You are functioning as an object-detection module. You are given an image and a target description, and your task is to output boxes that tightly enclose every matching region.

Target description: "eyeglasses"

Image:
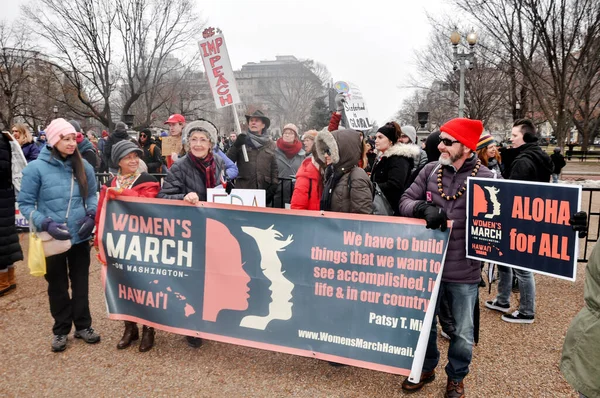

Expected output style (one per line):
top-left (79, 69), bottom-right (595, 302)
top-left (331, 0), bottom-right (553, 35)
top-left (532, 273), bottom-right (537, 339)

top-left (439, 137), bottom-right (460, 146)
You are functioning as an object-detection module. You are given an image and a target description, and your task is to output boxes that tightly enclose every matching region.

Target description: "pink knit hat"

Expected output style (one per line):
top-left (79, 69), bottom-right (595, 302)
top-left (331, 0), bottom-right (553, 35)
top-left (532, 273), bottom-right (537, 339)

top-left (46, 118), bottom-right (76, 147)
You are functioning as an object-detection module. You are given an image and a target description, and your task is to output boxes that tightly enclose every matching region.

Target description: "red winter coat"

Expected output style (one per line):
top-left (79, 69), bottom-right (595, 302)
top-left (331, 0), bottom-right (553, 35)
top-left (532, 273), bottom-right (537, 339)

top-left (290, 157), bottom-right (322, 211)
top-left (94, 173), bottom-right (160, 248)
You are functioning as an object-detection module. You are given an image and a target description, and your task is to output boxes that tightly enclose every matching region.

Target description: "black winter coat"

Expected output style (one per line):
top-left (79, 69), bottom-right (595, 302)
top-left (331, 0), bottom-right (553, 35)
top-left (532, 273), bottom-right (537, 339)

top-left (158, 154), bottom-right (225, 201)
top-left (140, 139), bottom-right (163, 173)
top-left (370, 144), bottom-right (419, 215)
top-left (550, 152), bottom-right (566, 174)
top-left (0, 134), bottom-right (23, 268)
top-left (103, 130), bottom-right (131, 172)
top-left (508, 143), bottom-right (554, 182)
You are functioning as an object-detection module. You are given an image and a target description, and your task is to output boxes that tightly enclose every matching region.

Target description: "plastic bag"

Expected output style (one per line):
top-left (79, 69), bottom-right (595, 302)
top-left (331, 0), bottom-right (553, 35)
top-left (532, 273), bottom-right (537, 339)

top-left (28, 231), bottom-right (46, 277)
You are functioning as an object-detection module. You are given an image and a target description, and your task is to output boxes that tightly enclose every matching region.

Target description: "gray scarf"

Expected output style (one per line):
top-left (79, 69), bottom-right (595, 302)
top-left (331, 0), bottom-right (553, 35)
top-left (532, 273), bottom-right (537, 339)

top-left (246, 130), bottom-right (271, 149)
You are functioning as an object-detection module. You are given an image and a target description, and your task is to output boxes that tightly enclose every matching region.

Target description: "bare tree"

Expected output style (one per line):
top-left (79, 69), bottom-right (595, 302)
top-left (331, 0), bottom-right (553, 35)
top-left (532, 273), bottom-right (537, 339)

top-left (452, 0), bottom-right (600, 148)
top-left (0, 22), bottom-right (38, 129)
top-left (25, 0), bottom-right (204, 129)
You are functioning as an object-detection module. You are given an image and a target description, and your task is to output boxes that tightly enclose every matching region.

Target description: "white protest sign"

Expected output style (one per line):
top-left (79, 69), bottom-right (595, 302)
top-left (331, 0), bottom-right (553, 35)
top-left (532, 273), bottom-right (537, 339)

top-left (207, 188), bottom-right (266, 207)
top-left (334, 81), bottom-right (372, 131)
top-left (198, 32), bottom-right (241, 109)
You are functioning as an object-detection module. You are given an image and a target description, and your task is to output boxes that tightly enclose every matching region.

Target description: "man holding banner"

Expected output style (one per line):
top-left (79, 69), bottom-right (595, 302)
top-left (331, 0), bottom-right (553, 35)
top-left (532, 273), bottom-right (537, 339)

top-left (399, 118), bottom-right (496, 398)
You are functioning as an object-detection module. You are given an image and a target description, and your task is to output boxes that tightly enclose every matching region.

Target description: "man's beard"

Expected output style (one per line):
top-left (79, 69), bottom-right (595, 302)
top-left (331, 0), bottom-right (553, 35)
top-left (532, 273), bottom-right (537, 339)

top-left (438, 147), bottom-right (463, 166)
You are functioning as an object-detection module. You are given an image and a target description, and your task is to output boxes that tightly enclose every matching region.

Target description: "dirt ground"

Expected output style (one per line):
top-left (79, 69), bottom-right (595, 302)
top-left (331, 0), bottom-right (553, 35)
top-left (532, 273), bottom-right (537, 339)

top-left (2, 166), bottom-right (598, 397)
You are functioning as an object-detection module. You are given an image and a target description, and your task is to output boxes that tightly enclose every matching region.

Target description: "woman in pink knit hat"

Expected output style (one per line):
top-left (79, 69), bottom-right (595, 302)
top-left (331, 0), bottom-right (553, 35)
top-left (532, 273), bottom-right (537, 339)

top-left (18, 118), bottom-right (100, 353)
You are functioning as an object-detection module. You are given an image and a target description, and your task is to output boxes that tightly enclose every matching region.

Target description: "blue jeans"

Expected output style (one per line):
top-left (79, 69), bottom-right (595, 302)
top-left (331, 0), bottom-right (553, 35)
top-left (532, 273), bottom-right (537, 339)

top-left (496, 266), bottom-right (536, 317)
top-left (551, 173), bottom-right (559, 183)
top-left (423, 282), bottom-right (479, 382)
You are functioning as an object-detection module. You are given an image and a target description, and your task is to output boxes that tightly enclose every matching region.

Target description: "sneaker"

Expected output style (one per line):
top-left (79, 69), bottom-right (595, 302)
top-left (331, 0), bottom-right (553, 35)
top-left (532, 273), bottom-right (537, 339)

top-left (52, 334), bottom-right (68, 352)
top-left (74, 327), bottom-right (101, 344)
top-left (401, 370), bottom-right (435, 393)
top-left (186, 336), bottom-right (203, 348)
top-left (501, 310), bottom-right (534, 324)
top-left (485, 299), bottom-right (510, 313)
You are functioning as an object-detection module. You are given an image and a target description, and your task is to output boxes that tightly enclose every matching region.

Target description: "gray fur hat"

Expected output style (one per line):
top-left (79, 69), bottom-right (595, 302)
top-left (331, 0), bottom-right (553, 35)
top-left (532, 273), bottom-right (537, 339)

top-left (183, 119), bottom-right (218, 146)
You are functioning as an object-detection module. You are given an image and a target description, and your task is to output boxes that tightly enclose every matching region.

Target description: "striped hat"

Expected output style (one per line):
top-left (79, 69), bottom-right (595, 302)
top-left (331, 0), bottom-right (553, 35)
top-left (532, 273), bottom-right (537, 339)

top-left (476, 133), bottom-right (495, 150)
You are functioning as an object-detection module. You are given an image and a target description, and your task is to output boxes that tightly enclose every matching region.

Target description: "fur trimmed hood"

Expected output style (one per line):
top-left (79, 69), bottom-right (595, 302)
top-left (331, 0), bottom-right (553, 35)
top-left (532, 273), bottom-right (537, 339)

top-left (381, 143), bottom-right (421, 160)
top-left (315, 129), bottom-right (363, 171)
top-left (315, 129), bottom-right (340, 165)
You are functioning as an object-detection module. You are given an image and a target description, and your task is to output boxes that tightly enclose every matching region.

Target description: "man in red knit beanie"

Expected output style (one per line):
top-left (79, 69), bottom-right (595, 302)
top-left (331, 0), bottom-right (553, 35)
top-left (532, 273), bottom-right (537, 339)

top-left (399, 117), bottom-right (495, 398)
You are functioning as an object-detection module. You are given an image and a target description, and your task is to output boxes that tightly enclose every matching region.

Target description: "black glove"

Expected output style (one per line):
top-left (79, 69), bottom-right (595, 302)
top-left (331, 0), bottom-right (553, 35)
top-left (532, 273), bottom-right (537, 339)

top-left (225, 179), bottom-right (234, 195)
top-left (234, 134), bottom-right (247, 148)
top-left (77, 210), bottom-right (96, 239)
top-left (414, 201), bottom-right (448, 232)
top-left (42, 217), bottom-right (72, 240)
top-left (569, 211), bottom-right (588, 238)
top-left (334, 93), bottom-right (346, 112)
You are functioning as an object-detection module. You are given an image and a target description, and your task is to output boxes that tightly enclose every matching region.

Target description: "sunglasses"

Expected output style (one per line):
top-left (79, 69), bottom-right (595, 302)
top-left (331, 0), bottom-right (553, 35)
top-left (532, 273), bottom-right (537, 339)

top-left (439, 137), bottom-right (460, 146)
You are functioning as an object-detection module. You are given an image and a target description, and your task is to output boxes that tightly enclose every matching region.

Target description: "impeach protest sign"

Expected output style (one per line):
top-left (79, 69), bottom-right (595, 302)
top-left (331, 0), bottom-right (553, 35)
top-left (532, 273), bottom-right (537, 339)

top-left (466, 177), bottom-right (581, 281)
top-left (198, 32), bottom-right (241, 109)
top-left (97, 197), bottom-right (451, 377)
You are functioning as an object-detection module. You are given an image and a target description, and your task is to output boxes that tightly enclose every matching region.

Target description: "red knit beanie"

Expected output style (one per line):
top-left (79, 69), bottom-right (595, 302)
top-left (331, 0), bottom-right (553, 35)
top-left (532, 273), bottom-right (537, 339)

top-left (440, 118), bottom-right (483, 151)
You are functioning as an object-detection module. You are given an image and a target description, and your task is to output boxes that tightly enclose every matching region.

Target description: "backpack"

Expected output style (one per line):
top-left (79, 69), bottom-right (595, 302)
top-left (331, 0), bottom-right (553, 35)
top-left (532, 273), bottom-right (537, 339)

top-left (84, 148), bottom-right (102, 171)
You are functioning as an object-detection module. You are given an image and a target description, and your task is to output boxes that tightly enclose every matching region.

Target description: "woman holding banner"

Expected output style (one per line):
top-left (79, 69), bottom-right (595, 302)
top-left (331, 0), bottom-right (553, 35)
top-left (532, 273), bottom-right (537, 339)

top-left (95, 140), bottom-right (161, 352)
top-left (18, 118), bottom-right (99, 353)
top-left (158, 120), bottom-right (227, 348)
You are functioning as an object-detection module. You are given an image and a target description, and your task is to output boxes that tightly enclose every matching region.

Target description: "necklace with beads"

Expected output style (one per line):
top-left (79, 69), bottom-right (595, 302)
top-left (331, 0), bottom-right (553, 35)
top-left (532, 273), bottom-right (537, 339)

top-left (437, 159), bottom-right (481, 201)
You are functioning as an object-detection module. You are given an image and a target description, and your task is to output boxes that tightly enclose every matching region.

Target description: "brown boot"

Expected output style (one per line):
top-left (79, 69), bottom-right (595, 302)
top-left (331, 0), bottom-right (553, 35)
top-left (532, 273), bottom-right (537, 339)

top-left (8, 267), bottom-right (16, 290)
top-left (0, 272), bottom-right (13, 297)
top-left (139, 326), bottom-right (155, 352)
top-left (444, 379), bottom-right (465, 398)
top-left (117, 321), bottom-right (139, 349)
top-left (401, 370), bottom-right (435, 393)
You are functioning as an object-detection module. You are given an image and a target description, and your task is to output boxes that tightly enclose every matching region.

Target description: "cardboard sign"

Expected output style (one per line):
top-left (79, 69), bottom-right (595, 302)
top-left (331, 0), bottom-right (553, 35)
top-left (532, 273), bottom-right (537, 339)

top-left (466, 177), bottom-right (581, 281)
top-left (198, 33), bottom-right (241, 109)
top-left (335, 81), bottom-right (372, 131)
top-left (161, 136), bottom-right (183, 156)
top-left (207, 188), bottom-right (266, 207)
top-left (98, 197), bottom-right (451, 378)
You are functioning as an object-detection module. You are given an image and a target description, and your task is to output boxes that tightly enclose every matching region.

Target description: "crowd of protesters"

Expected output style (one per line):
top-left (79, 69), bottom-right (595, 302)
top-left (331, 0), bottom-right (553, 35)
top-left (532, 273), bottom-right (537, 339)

top-left (0, 100), bottom-right (595, 398)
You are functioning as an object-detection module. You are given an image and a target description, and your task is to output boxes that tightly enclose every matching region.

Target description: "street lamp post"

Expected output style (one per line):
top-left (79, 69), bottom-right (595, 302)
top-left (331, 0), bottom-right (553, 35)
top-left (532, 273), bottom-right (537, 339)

top-left (450, 30), bottom-right (477, 118)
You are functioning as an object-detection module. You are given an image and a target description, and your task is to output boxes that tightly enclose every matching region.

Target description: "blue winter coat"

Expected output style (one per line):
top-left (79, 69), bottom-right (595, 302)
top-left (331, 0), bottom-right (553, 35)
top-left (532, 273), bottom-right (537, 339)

top-left (213, 145), bottom-right (238, 180)
top-left (18, 146), bottom-right (98, 245)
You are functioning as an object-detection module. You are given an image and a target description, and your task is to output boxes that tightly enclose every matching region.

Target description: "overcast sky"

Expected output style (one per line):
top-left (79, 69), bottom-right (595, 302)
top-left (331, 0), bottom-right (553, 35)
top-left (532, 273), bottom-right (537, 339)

top-left (5, 0), bottom-right (448, 124)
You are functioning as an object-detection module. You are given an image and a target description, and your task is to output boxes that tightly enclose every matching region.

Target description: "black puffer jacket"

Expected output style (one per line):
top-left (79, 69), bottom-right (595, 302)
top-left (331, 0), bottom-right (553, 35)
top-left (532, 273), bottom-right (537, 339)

top-left (508, 143), bottom-right (554, 182)
top-left (103, 130), bottom-right (131, 172)
top-left (158, 154), bottom-right (225, 201)
top-left (370, 143), bottom-right (419, 215)
top-left (0, 134), bottom-right (23, 268)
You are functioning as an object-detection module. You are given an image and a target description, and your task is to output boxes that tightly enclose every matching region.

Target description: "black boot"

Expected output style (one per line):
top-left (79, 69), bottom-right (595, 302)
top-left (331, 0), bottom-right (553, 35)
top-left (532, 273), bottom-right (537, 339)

top-left (117, 321), bottom-right (139, 349)
top-left (139, 326), bottom-right (155, 352)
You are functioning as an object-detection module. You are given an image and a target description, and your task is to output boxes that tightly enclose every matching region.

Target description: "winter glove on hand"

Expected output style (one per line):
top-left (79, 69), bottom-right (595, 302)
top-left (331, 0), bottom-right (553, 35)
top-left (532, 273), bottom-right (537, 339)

top-left (569, 211), bottom-right (588, 238)
top-left (225, 179), bottom-right (234, 195)
top-left (77, 210), bottom-right (96, 239)
top-left (234, 134), bottom-right (247, 148)
top-left (414, 201), bottom-right (448, 232)
top-left (42, 217), bottom-right (72, 240)
top-left (106, 187), bottom-right (124, 200)
top-left (335, 93), bottom-right (346, 112)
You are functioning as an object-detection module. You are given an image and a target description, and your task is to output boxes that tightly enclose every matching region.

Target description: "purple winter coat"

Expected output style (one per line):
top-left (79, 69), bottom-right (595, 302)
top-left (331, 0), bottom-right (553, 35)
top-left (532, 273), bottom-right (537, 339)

top-left (399, 154), bottom-right (497, 284)
top-left (21, 141), bottom-right (40, 163)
